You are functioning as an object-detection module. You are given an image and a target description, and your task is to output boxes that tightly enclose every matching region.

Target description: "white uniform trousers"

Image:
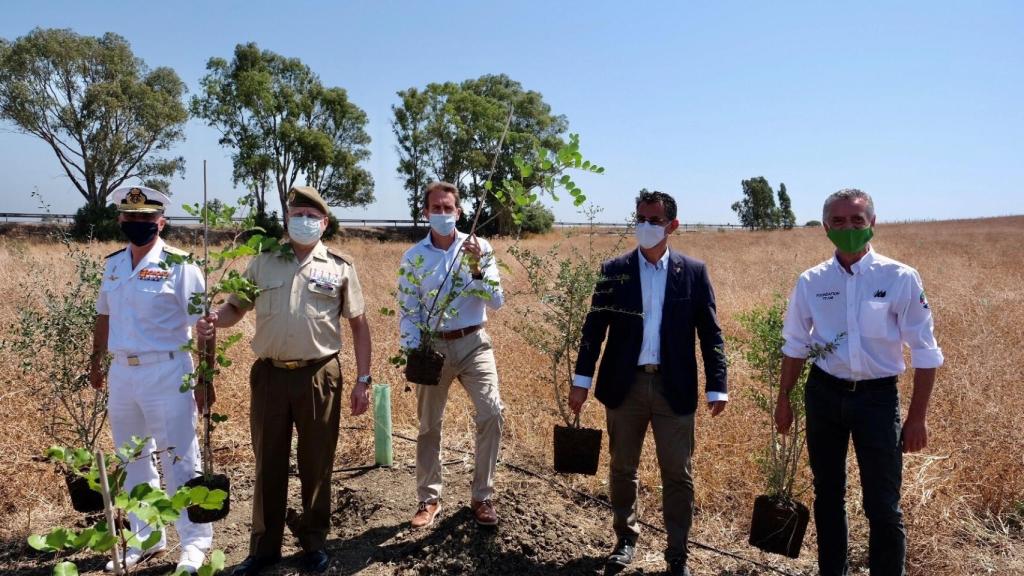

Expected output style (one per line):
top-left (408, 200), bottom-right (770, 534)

top-left (107, 352), bottom-right (213, 550)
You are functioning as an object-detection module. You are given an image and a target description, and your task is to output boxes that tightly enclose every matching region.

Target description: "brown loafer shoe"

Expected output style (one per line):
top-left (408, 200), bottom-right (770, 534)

top-left (471, 499), bottom-right (498, 526)
top-left (410, 501), bottom-right (441, 528)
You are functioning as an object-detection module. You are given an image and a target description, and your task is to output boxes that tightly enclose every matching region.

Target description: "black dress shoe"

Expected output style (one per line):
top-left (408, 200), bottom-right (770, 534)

top-left (232, 554), bottom-right (281, 576)
top-left (606, 537), bottom-right (637, 568)
top-left (666, 556), bottom-right (691, 576)
top-left (300, 549), bottom-right (330, 573)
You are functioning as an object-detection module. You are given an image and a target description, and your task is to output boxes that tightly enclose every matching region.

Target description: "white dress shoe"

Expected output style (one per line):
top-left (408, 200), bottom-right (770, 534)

top-left (104, 546), bottom-right (167, 571)
top-left (175, 544), bottom-right (207, 574)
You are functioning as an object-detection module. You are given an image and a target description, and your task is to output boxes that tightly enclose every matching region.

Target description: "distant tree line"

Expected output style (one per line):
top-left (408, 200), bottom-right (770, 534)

top-left (731, 177), bottom-right (798, 230)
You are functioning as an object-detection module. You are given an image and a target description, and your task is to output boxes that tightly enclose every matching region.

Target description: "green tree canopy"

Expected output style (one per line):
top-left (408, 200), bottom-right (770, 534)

top-left (777, 182), bottom-right (796, 230)
top-left (391, 74), bottom-right (568, 234)
top-left (0, 28), bottom-right (188, 207)
top-left (191, 43), bottom-right (373, 219)
top-left (732, 176), bottom-right (781, 230)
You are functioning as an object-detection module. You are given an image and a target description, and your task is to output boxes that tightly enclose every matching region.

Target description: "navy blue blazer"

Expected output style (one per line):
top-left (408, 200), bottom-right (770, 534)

top-left (574, 249), bottom-right (728, 415)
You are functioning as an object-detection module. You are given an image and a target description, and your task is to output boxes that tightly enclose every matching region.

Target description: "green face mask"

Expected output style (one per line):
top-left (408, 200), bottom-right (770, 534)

top-left (827, 227), bottom-right (874, 254)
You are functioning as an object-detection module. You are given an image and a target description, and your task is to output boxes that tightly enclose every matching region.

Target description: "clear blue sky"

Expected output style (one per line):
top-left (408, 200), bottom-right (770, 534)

top-left (2, 0), bottom-right (1022, 224)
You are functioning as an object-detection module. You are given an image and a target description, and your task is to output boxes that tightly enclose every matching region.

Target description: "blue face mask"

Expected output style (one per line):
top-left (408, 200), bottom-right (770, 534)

top-left (288, 215), bottom-right (324, 246)
top-left (429, 213), bottom-right (457, 237)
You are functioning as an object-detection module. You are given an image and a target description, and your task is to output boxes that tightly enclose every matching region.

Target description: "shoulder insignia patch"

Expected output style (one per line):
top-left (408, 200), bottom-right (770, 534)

top-left (161, 245), bottom-right (190, 257)
top-left (326, 247), bottom-right (352, 265)
top-left (104, 248), bottom-right (126, 259)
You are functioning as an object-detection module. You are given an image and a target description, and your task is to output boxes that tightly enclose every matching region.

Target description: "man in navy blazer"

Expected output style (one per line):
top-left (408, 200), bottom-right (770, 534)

top-left (569, 190), bottom-right (728, 576)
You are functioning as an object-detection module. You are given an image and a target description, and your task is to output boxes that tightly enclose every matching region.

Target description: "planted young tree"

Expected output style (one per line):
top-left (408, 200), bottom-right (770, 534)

top-left (162, 192), bottom-right (285, 523)
top-left (31, 438), bottom-right (227, 576)
top-left (3, 230), bottom-right (109, 512)
top-left (506, 206), bottom-right (632, 475)
top-left (732, 296), bottom-right (844, 557)
top-left (390, 129), bottom-right (603, 387)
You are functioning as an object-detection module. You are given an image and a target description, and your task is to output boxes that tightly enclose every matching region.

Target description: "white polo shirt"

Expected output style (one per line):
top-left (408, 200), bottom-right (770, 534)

top-left (781, 248), bottom-right (944, 380)
top-left (97, 238), bottom-right (205, 354)
top-left (398, 231), bottom-right (504, 350)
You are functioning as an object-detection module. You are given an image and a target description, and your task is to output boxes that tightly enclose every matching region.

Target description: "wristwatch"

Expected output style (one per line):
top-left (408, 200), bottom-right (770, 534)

top-left (357, 374), bottom-right (373, 386)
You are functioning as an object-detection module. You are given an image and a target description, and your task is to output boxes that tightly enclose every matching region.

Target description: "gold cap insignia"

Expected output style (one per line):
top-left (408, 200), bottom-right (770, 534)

top-left (126, 188), bottom-right (147, 207)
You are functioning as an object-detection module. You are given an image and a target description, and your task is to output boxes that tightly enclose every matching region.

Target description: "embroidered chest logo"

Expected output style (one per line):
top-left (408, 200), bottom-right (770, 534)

top-left (815, 290), bottom-right (840, 301)
top-left (139, 268), bottom-right (170, 282)
top-left (873, 289), bottom-right (887, 298)
top-left (920, 290), bottom-right (929, 309)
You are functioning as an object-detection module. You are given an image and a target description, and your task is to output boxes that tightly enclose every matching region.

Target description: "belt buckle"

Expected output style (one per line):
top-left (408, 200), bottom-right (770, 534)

top-left (642, 364), bottom-right (658, 374)
top-left (845, 379), bottom-right (858, 392)
top-left (127, 355), bottom-right (140, 367)
top-left (283, 360), bottom-right (301, 370)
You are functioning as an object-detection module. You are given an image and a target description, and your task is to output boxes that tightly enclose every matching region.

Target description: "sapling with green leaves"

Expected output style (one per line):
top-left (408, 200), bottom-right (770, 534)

top-left (506, 205), bottom-right (631, 425)
top-left (388, 132), bottom-right (606, 373)
top-left (733, 295), bottom-right (845, 502)
top-left (30, 438), bottom-right (227, 576)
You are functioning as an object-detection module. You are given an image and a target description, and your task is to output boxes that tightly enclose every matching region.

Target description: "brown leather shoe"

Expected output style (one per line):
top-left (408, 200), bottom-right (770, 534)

top-left (470, 499), bottom-right (498, 526)
top-left (410, 501), bottom-right (441, 528)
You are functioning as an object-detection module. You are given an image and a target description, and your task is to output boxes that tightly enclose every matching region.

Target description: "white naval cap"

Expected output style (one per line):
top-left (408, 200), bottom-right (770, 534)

top-left (107, 185), bottom-right (171, 213)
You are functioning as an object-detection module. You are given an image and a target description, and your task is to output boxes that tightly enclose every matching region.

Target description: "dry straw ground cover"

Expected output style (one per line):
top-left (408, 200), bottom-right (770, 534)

top-left (1, 216), bottom-right (1021, 575)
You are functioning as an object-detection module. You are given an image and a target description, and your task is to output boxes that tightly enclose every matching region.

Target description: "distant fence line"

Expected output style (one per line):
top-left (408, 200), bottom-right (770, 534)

top-left (0, 212), bottom-right (747, 231)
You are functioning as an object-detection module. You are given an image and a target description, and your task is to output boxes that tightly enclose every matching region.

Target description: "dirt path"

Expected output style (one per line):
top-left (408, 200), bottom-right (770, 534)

top-left (3, 438), bottom-right (808, 576)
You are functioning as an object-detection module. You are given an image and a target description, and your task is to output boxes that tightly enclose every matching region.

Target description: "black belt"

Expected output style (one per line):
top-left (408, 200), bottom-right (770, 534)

top-left (262, 355), bottom-right (335, 370)
top-left (810, 364), bottom-right (897, 392)
top-left (637, 364), bottom-right (660, 374)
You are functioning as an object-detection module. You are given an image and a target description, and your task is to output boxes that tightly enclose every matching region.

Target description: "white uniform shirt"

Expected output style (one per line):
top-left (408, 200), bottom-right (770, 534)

top-left (398, 231), bottom-right (504, 350)
top-left (573, 248), bottom-right (728, 402)
top-left (781, 248), bottom-right (944, 380)
top-left (97, 238), bottom-right (205, 354)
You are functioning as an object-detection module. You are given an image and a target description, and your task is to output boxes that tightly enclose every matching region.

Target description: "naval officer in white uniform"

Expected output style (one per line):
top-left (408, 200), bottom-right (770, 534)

top-left (89, 186), bottom-right (213, 573)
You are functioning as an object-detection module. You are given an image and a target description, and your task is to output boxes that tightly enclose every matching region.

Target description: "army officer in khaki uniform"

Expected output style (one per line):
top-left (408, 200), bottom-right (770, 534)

top-left (197, 186), bottom-right (372, 575)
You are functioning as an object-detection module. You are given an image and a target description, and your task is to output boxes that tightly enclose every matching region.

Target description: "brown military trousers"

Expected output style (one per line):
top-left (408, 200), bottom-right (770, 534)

top-left (248, 356), bottom-right (341, 556)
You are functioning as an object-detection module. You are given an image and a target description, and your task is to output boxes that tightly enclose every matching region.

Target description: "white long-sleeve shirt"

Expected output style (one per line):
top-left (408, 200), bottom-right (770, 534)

top-left (781, 248), bottom-right (944, 380)
top-left (398, 231), bottom-right (504, 350)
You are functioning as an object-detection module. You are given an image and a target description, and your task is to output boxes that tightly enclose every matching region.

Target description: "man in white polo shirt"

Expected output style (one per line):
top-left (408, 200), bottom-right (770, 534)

top-left (397, 181), bottom-right (505, 529)
top-left (775, 188), bottom-right (943, 576)
top-left (90, 186), bottom-right (213, 573)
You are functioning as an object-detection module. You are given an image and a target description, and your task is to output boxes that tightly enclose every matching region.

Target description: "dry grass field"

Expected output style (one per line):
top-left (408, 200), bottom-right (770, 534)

top-left (0, 216), bottom-right (1021, 575)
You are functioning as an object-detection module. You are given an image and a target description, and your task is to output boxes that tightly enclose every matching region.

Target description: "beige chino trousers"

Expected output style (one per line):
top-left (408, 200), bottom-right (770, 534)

top-left (416, 328), bottom-right (504, 503)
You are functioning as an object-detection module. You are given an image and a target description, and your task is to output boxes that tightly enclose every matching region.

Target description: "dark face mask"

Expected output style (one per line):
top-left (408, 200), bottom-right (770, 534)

top-left (120, 221), bottom-right (159, 246)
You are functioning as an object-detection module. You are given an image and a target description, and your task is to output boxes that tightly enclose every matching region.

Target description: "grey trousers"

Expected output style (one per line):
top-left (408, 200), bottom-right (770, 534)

top-left (607, 371), bottom-right (695, 561)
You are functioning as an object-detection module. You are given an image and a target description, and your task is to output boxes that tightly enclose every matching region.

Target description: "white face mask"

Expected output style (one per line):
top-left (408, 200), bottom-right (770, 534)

top-left (288, 215), bottom-right (324, 246)
top-left (635, 222), bottom-right (667, 249)
top-left (429, 213), bottom-right (457, 237)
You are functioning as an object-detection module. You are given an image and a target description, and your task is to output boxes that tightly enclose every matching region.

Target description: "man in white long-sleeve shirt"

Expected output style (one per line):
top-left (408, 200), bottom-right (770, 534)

top-left (775, 188), bottom-right (943, 576)
top-left (397, 181), bottom-right (505, 529)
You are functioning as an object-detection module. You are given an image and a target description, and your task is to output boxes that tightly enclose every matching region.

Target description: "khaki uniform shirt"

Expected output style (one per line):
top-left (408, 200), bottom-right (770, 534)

top-left (229, 241), bottom-right (364, 361)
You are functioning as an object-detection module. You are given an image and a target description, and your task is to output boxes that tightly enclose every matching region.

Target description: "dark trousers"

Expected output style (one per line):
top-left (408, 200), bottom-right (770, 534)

top-left (249, 357), bottom-right (341, 557)
top-left (606, 372), bottom-right (695, 562)
top-left (805, 366), bottom-right (906, 576)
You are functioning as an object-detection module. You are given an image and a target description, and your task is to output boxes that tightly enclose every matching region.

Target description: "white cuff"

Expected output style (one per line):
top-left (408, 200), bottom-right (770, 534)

top-left (707, 391), bottom-right (728, 403)
top-left (572, 374), bottom-right (593, 390)
top-left (910, 347), bottom-right (944, 369)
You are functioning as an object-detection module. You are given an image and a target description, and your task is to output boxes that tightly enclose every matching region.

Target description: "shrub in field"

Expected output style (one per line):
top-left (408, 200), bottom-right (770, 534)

top-left (30, 439), bottom-right (226, 576)
top-left (515, 201), bottom-right (555, 235)
top-left (71, 203), bottom-right (121, 242)
top-left (732, 296), bottom-right (843, 557)
top-left (2, 234), bottom-right (110, 510)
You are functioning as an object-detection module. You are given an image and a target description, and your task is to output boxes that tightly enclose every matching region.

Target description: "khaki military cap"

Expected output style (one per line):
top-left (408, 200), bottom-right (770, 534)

top-left (288, 186), bottom-right (330, 216)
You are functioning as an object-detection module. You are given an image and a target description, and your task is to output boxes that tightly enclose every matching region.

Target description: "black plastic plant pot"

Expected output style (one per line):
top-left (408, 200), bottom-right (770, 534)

top-left (553, 424), bottom-right (602, 475)
top-left (405, 345), bottom-right (445, 386)
top-left (184, 474), bottom-right (231, 523)
top-left (65, 472), bottom-right (104, 513)
top-left (748, 494), bottom-right (810, 558)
